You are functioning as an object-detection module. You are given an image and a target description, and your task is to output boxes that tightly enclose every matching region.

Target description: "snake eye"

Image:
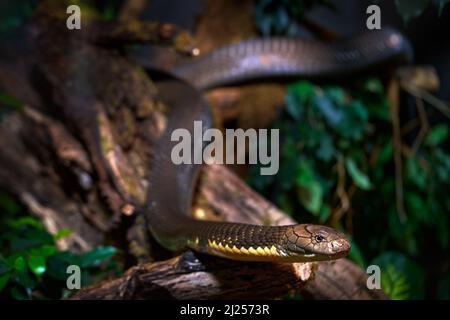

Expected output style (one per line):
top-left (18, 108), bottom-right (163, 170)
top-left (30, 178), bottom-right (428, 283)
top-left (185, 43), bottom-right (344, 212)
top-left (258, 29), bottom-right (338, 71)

top-left (315, 235), bottom-right (325, 242)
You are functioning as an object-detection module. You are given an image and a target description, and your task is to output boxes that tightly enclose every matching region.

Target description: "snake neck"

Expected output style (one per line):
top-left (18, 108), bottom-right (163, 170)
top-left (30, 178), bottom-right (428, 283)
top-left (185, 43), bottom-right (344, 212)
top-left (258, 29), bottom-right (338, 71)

top-left (186, 222), bottom-right (286, 257)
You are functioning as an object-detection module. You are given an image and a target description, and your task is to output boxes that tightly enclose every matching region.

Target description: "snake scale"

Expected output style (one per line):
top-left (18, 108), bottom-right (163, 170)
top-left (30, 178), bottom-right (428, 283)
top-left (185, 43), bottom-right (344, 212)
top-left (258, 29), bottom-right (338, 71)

top-left (141, 27), bottom-right (412, 262)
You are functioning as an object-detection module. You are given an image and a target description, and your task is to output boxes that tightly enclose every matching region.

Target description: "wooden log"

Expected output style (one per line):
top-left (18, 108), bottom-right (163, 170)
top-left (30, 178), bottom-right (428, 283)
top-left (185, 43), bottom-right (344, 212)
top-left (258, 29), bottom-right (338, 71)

top-left (72, 250), bottom-right (314, 300)
top-left (73, 165), bottom-right (388, 300)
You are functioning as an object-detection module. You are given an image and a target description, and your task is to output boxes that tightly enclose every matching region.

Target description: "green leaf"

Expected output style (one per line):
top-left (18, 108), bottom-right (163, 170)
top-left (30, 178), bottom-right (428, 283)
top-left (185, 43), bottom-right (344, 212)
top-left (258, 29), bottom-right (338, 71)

top-left (289, 81), bottom-right (314, 101)
top-left (0, 273), bottom-right (11, 292)
top-left (13, 256), bottom-right (26, 272)
top-left (405, 191), bottom-right (429, 224)
top-left (53, 228), bottom-right (73, 241)
top-left (12, 269), bottom-right (35, 292)
top-left (325, 86), bottom-right (346, 106)
top-left (378, 141), bottom-right (393, 165)
top-left (382, 264), bottom-right (410, 300)
top-left (436, 213), bottom-right (449, 249)
top-left (388, 207), bottom-right (406, 241)
top-left (363, 78), bottom-right (384, 95)
top-left (435, 149), bottom-right (450, 183)
top-left (297, 182), bottom-right (323, 215)
top-left (367, 98), bottom-right (390, 121)
top-left (285, 81), bottom-right (314, 120)
top-left (79, 246), bottom-right (117, 268)
top-left (316, 134), bottom-right (335, 162)
top-left (47, 252), bottom-right (80, 281)
top-left (371, 251), bottom-right (425, 299)
top-left (9, 228), bottom-right (54, 252)
top-left (29, 245), bottom-right (58, 259)
top-left (295, 161), bottom-right (315, 186)
top-left (406, 156), bottom-right (427, 189)
top-left (27, 254), bottom-right (46, 277)
top-left (0, 92), bottom-right (23, 109)
top-left (10, 286), bottom-right (31, 300)
top-left (7, 216), bottom-right (43, 229)
top-left (285, 89), bottom-right (303, 120)
top-left (277, 141), bottom-right (299, 190)
top-left (318, 205), bottom-right (331, 223)
top-left (0, 255), bottom-right (11, 275)
top-left (312, 94), bottom-right (343, 127)
top-left (346, 158), bottom-right (372, 190)
top-left (424, 124), bottom-right (448, 146)
top-left (338, 100), bottom-right (369, 140)
top-left (395, 0), bottom-right (431, 24)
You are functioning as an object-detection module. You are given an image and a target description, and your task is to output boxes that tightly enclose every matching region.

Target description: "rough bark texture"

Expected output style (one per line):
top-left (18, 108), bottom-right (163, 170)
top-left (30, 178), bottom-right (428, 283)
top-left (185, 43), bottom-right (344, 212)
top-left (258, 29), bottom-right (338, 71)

top-left (71, 250), bottom-right (314, 300)
top-left (0, 0), bottom-right (388, 300)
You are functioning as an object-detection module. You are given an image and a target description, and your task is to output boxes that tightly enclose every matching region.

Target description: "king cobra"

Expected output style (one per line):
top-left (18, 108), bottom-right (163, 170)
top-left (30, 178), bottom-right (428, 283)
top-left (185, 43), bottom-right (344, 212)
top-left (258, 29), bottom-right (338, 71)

top-left (139, 27), bottom-right (412, 262)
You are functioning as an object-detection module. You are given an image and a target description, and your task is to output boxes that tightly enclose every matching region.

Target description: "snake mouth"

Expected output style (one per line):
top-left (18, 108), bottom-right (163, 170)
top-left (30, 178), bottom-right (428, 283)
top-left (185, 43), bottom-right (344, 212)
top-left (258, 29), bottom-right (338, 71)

top-left (298, 244), bottom-right (350, 262)
top-left (276, 249), bottom-right (350, 263)
top-left (297, 248), bottom-right (350, 262)
top-left (279, 240), bottom-right (350, 262)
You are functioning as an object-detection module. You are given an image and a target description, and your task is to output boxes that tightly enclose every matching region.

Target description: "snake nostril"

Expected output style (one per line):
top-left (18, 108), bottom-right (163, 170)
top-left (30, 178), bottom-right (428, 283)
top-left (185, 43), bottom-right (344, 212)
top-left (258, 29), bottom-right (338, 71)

top-left (331, 240), bottom-right (345, 252)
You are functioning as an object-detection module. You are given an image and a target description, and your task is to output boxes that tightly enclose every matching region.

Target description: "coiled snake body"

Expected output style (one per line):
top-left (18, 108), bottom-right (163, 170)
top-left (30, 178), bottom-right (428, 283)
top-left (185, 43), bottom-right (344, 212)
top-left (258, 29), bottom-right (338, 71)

top-left (142, 28), bottom-right (412, 262)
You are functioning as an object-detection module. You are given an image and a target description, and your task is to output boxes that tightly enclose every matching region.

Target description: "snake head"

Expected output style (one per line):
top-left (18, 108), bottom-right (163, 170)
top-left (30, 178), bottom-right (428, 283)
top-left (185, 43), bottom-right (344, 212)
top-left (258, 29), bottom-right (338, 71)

top-left (282, 224), bottom-right (350, 262)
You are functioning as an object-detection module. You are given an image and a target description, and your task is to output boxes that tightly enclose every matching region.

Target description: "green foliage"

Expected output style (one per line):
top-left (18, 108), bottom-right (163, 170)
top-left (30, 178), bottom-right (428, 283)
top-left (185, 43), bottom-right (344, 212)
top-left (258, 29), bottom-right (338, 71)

top-left (250, 79), bottom-right (379, 219)
top-left (0, 90), bottom-right (23, 121)
top-left (0, 0), bottom-right (38, 32)
top-left (424, 124), bottom-right (448, 146)
top-left (395, 0), bottom-right (450, 23)
top-left (248, 78), bottom-right (450, 299)
top-left (0, 193), bottom-right (121, 300)
top-left (346, 158), bottom-right (372, 190)
top-left (253, 0), bottom-right (450, 34)
top-left (395, 0), bottom-right (431, 23)
top-left (371, 252), bottom-right (425, 299)
top-left (0, 0), bottom-right (119, 35)
top-left (253, 0), bottom-right (334, 36)
top-left (74, 0), bottom-right (121, 22)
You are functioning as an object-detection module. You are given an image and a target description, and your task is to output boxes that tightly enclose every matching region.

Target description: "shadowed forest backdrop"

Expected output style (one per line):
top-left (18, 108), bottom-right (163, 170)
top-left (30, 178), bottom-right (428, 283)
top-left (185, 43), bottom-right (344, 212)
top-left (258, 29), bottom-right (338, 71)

top-left (0, 0), bottom-right (449, 299)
